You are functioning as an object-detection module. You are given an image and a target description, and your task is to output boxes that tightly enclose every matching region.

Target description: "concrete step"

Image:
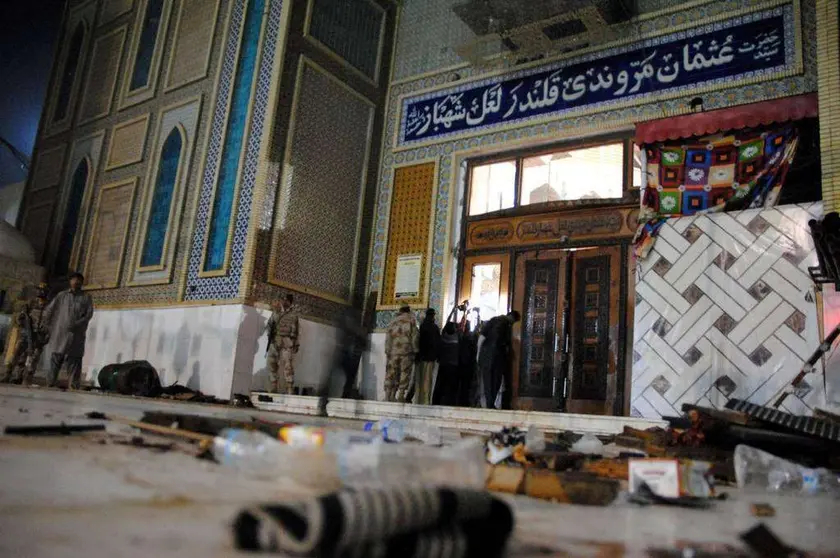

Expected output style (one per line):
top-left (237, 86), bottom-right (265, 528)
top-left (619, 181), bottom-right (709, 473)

top-left (250, 392), bottom-right (665, 435)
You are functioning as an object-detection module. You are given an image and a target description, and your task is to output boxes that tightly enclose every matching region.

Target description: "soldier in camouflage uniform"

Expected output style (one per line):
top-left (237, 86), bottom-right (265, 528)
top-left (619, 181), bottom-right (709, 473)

top-left (384, 306), bottom-right (419, 402)
top-left (265, 294), bottom-right (299, 394)
top-left (2, 284), bottom-right (50, 385)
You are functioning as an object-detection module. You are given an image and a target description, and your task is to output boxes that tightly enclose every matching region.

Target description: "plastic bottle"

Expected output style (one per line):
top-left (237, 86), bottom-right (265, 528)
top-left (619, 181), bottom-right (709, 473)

top-left (733, 445), bottom-right (840, 495)
top-left (279, 425), bottom-right (325, 447)
top-left (323, 429), bottom-right (379, 451)
top-left (364, 420), bottom-right (443, 445)
top-left (364, 419), bottom-right (404, 442)
top-left (571, 433), bottom-right (605, 456)
top-left (526, 426), bottom-right (546, 453)
top-left (213, 428), bottom-right (340, 488)
top-left (336, 437), bottom-right (486, 489)
top-left (405, 422), bottom-right (443, 445)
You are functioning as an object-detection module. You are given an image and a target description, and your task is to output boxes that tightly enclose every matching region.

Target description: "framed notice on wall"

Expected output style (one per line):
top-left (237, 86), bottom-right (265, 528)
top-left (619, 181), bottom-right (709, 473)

top-left (394, 254), bottom-right (422, 299)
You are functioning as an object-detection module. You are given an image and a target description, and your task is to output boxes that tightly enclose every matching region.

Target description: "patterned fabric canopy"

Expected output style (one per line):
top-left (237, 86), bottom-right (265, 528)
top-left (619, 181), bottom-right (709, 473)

top-left (634, 125), bottom-right (798, 258)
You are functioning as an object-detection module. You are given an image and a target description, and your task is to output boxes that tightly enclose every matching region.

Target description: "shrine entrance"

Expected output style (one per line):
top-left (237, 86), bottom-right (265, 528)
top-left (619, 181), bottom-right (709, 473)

top-left (511, 246), bottom-right (624, 414)
top-left (457, 134), bottom-right (640, 415)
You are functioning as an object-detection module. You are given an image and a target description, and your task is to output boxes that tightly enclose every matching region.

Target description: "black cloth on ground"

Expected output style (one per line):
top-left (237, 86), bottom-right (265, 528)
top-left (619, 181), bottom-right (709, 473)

top-left (233, 486), bottom-right (513, 558)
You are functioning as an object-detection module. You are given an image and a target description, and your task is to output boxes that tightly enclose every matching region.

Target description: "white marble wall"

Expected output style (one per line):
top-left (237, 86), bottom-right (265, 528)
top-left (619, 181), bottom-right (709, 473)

top-left (68, 304), bottom-right (342, 400)
top-left (632, 203), bottom-right (825, 418)
top-left (359, 332), bottom-right (387, 401)
top-left (245, 308), bottom-right (343, 395)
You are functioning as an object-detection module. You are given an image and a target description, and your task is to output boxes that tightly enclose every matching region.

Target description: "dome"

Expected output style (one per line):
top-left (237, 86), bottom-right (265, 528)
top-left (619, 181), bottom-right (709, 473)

top-left (0, 220), bottom-right (36, 263)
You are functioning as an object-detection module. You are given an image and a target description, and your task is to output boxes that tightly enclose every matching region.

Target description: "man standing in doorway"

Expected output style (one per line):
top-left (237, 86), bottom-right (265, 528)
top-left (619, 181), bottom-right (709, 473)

top-left (384, 306), bottom-right (418, 402)
top-left (476, 310), bottom-right (520, 410)
top-left (44, 273), bottom-right (94, 389)
top-left (415, 308), bottom-right (440, 405)
top-left (265, 294), bottom-right (299, 394)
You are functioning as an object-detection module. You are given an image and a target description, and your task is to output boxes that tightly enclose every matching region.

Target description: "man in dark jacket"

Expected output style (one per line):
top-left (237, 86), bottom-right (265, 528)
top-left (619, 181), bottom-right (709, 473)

top-left (432, 322), bottom-right (460, 405)
top-left (415, 308), bottom-right (441, 405)
top-left (477, 311), bottom-right (520, 410)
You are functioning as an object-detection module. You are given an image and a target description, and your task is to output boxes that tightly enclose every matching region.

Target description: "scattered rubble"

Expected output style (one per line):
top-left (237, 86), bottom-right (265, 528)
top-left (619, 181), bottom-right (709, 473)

top-left (4, 423), bottom-right (105, 436)
top-left (3, 391), bottom-right (838, 556)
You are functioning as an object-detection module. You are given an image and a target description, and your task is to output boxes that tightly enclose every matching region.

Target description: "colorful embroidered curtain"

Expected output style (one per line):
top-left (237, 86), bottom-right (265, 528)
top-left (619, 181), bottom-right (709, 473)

top-left (634, 125), bottom-right (798, 258)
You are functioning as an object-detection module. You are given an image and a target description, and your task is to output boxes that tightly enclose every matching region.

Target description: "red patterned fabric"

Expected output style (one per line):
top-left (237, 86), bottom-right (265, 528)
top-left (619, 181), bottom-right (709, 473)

top-left (634, 94), bottom-right (817, 145)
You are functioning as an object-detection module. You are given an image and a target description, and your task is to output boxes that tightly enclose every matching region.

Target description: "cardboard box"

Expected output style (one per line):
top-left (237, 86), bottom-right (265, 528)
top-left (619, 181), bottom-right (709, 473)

top-left (628, 458), bottom-right (712, 498)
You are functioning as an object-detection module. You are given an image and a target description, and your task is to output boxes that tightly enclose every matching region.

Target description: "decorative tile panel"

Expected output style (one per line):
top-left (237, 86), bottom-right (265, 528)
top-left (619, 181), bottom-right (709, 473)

top-left (379, 162), bottom-right (436, 308)
top-left (631, 203), bottom-right (825, 419)
top-left (120, 0), bottom-right (175, 109)
top-left (165, 0), bottom-right (221, 91)
top-left (203, 0), bottom-right (265, 273)
top-left (269, 59), bottom-right (375, 304)
top-left (307, 0), bottom-right (385, 81)
top-left (21, 203), bottom-right (55, 262)
top-left (129, 97), bottom-right (202, 285)
top-left (30, 144), bottom-right (67, 192)
top-left (392, 0), bottom-right (481, 81)
top-left (106, 114), bottom-right (150, 170)
top-left (52, 130), bottom-right (106, 277)
top-left (46, 0), bottom-right (97, 135)
top-left (184, 0), bottom-right (283, 300)
top-left (84, 179), bottom-right (137, 290)
top-left (99, 0), bottom-right (134, 25)
top-left (78, 26), bottom-right (128, 124)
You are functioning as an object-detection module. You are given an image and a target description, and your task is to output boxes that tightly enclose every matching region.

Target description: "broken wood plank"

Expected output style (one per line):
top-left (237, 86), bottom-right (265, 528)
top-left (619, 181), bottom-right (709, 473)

top-left (87, 412), bottom-right (213, 443)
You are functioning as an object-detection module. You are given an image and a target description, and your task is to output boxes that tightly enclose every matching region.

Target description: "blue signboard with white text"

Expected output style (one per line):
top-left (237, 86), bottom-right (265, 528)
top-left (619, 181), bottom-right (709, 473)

top-left (398, 4), bottom-right (798, 145)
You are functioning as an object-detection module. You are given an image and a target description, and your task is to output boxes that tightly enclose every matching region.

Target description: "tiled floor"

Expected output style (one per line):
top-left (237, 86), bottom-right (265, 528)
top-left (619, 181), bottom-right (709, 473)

top-left (1, 386), bottom-right (839, 557)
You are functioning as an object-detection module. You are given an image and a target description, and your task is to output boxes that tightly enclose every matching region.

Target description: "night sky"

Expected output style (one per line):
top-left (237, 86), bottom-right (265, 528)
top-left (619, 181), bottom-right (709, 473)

top-left (0, 1), bottom-right (65, 187)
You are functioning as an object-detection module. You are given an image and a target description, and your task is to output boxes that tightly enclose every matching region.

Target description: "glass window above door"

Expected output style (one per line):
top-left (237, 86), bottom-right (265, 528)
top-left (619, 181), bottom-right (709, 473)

top-left (466, 137), bottom-right (637, 217)
top-left (520, 143), bottom-right (624, 204)
top-left (469, 160), bottom-right (516, 216)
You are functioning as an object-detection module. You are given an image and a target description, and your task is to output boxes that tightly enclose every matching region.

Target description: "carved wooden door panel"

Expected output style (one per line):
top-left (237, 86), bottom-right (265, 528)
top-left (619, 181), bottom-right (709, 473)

top-left (565, 246), bottom-right (622, 415)
top-left (511, 250), bottom-right (568, 411)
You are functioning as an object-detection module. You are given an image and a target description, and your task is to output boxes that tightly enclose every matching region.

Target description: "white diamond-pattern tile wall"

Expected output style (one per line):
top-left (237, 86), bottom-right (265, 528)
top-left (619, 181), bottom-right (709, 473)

top-left (631, 203), bottom-right (825, 419)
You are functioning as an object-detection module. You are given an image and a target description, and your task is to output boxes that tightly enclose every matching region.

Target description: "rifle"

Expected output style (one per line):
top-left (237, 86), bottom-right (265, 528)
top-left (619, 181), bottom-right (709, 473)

top-left (22, 305), bottom-right (35, 344)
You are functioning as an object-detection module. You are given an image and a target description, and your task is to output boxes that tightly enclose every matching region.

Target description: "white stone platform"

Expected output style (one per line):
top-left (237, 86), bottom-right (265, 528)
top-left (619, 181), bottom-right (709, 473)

top-left (251, 392), bottom-right (666, 435)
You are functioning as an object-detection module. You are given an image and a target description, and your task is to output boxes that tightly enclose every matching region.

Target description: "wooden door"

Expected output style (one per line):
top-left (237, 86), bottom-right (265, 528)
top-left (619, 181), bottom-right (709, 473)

top-left (565, 245), bottom-right (622, 415)
top-left (458, 253), bottom-right (510, 326)
top-left (512, 250), bottom-right (568, 411)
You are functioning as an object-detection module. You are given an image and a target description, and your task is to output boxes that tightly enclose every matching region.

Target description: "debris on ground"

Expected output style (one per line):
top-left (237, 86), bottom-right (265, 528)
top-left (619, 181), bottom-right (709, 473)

top-left (751, 503), bottom-right (776, 517)
top-left (3, 383), bottom-right (840, 556)
top-left (232, 486), bottom-right (514, 558)
top-left (4, 423), bottom-right (106, 436)
top-left (628, 458), bottom-right (714, 499)
top-left (85, 411), bottom-right (213, 444)
top-left (95, 360), bottom-right (239, 405)
top-left (569, 433), bottom-right (604, 455)
top-left (97, 360), bottom-right (162, 397)
top-left (740, 523), bottom-right (803, 557)
top-left (139, 411), bottom-right (291, 439)
top-left (627, 482), bottom-right (714, 509)
top-left (112, 435), bottom-right (175, 453)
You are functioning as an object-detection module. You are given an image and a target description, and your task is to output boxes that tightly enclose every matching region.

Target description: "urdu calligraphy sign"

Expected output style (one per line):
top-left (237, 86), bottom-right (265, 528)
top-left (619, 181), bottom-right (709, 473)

top-left (399, 4), bottom-right (797, 145)
top-left (468, 210), bottom-right (628, 249)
